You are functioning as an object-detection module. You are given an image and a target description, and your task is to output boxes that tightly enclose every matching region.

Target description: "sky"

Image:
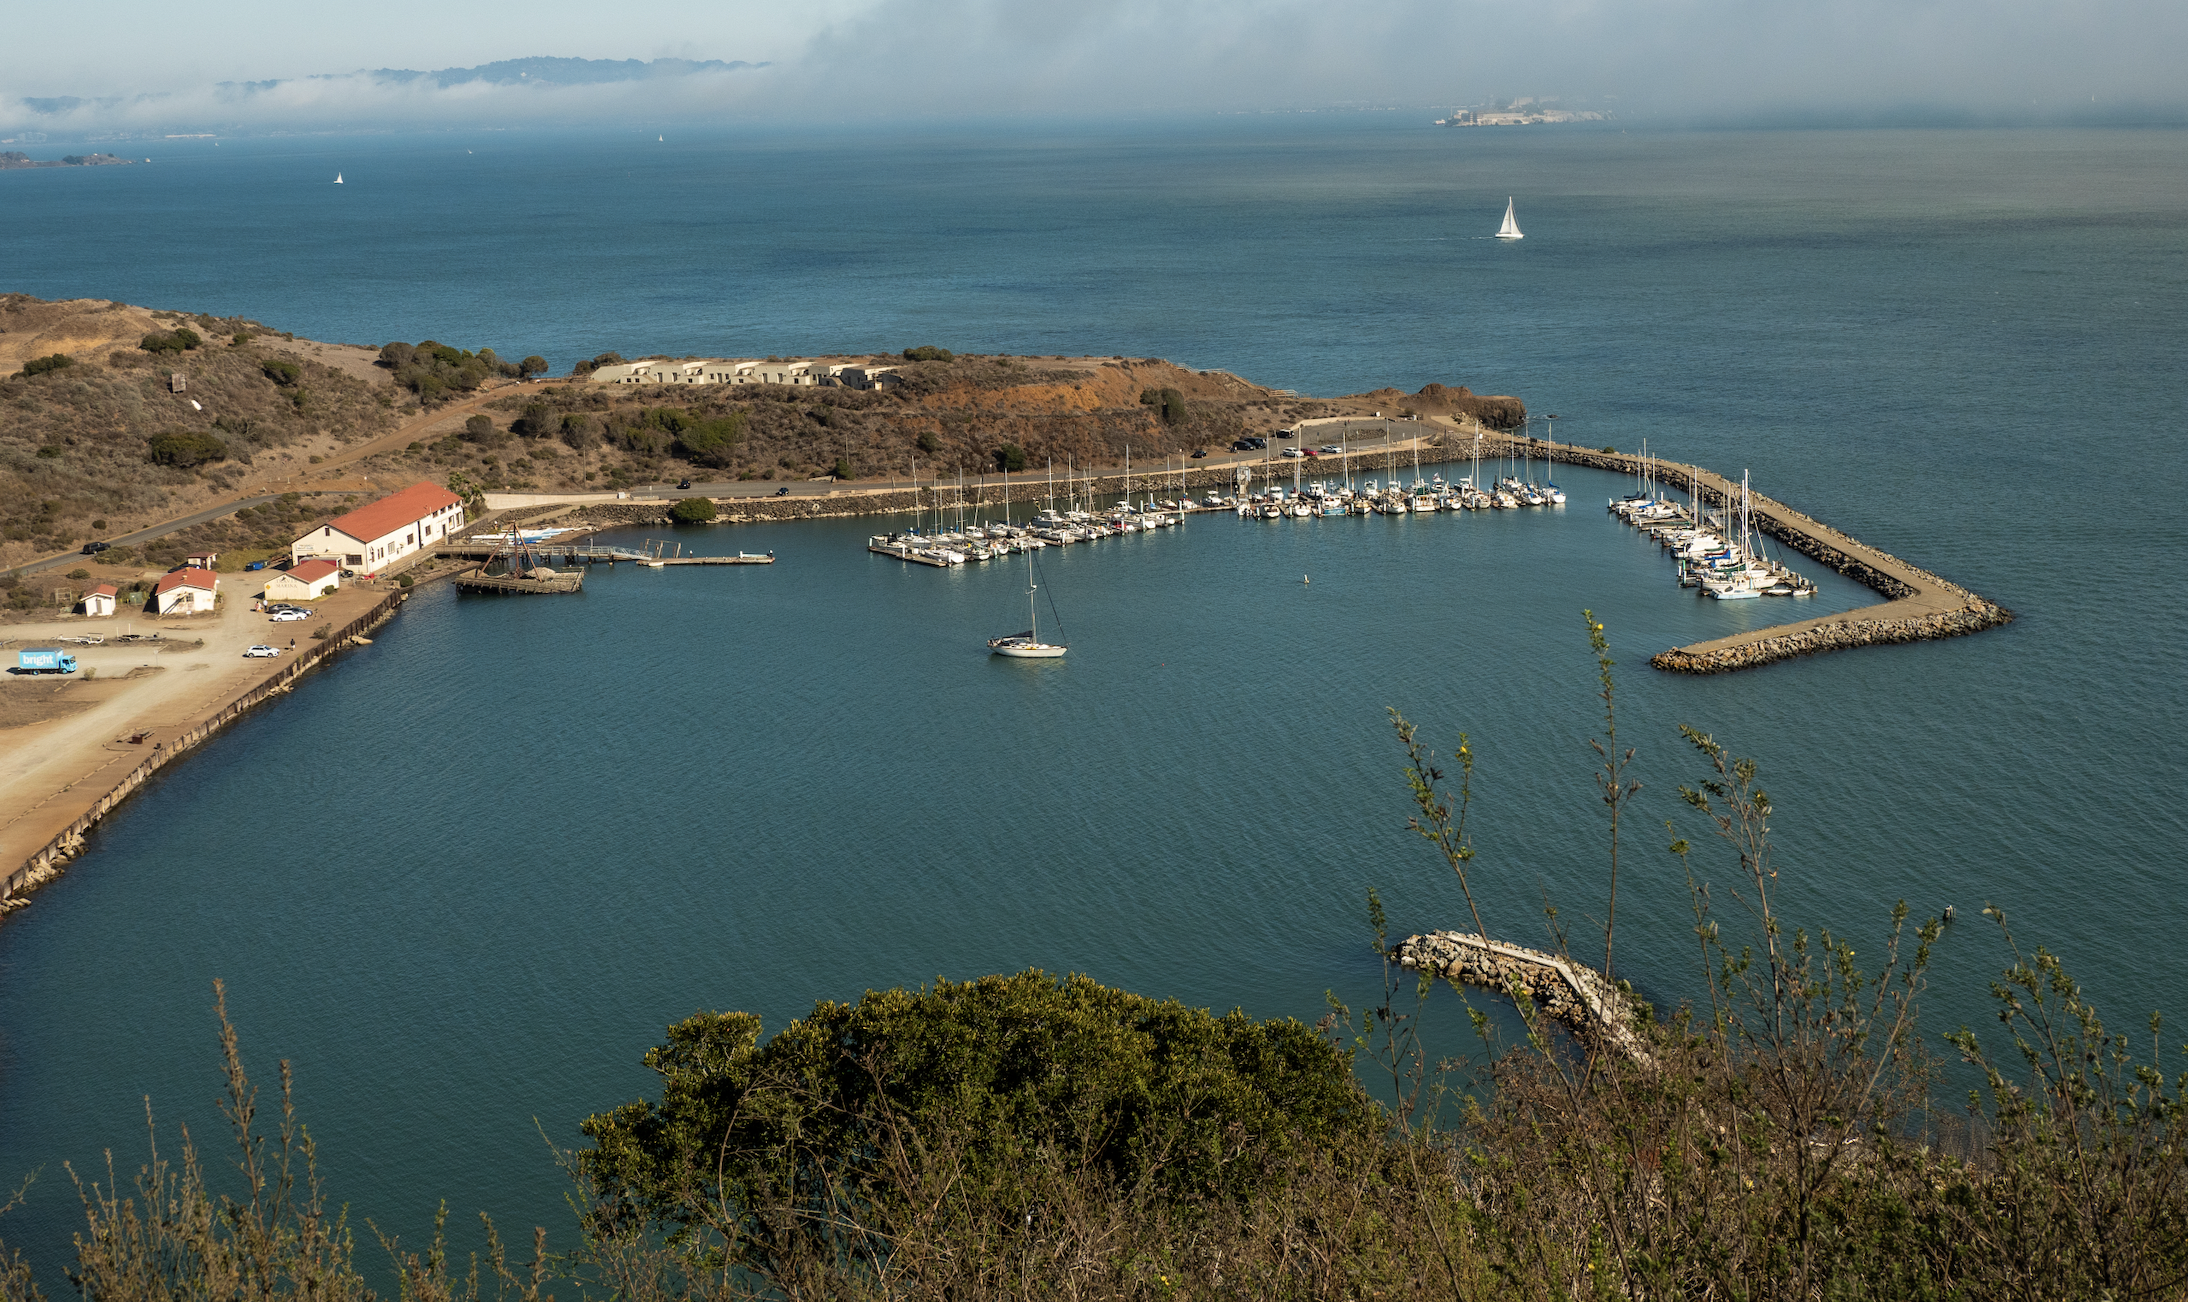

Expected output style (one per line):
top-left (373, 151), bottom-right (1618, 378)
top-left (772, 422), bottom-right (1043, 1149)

top-left (2, 0), bottom-right (2183, 133)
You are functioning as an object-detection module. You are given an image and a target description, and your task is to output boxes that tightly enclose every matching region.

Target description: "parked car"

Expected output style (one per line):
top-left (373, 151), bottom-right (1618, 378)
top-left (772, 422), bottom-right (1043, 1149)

top-left (678, 479), bottom-right (692, 490)
top-left (271, 610), bottom-right (310, 622)
top-left (245, 645), bottom-right (281, 658)
top-left (1246, 437), bottom-right (1268, 449)
top-left (1302, 448), bottom-right (1319, 457)
top-left (81, 541), bottom-right (112, 555)
top-left (774, 486), bottom-right (791, 496)
top-left (1191, 448), bottom-right (1208, 459)
top-left (1318, 444), bottom-right (1343, 455)
top-left (1281, 448), bottom-right (1305, 458)
top-left (244, 560), bottom-right (268, 571)
top-left (338, 569), bottom-right (356, 578)
top-left (1273, 430), bottom-right (1295, 439)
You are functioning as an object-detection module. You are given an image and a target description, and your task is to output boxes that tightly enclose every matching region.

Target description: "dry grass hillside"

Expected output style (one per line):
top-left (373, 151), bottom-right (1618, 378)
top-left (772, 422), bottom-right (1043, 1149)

top-left (0, 295), bottom-right (409, 568)
top-left (3, 299), bottom-right (1527, 577)
top-left (360, 352), bottom-right (1528, 496)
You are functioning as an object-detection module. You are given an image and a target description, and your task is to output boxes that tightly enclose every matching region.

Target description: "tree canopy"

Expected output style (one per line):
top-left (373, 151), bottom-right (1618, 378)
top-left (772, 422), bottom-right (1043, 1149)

top-left (139, 328), bottom-right (201, 355)
top-left (669, 497), bottom-right (717, 523)
top-left (17, 353), bottom-right (72, 377)
top-left (579, 970), bottom-right (1372, 1243)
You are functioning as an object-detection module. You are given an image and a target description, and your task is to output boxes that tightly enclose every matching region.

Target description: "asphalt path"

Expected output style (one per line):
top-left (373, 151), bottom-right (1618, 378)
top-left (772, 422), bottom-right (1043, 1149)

top-left (16, 495), bottom-right (293, 576)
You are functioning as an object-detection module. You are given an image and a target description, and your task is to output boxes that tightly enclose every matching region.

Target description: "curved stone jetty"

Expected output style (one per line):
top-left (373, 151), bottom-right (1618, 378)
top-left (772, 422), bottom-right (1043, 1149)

top-left (1482, 438), bottom-right (2014, 674)
top-left (1394, 929), bottom-right (1652, 1065)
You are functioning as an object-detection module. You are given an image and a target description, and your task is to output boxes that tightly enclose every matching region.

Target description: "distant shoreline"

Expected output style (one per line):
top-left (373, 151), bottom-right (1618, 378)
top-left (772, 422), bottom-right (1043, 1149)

top-left (0, 152), bottom-right (134, 171)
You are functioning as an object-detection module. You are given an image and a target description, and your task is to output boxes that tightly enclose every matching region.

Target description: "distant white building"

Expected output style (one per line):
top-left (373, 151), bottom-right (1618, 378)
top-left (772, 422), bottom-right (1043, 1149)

top-left (149, 568), bottom-right (218, 615)
top-left (292, 481), bottom-right (465, 574)
top-left (263, 558), bottom-right (341, 602)
top-left (589, 358), bottom-right (901, 390)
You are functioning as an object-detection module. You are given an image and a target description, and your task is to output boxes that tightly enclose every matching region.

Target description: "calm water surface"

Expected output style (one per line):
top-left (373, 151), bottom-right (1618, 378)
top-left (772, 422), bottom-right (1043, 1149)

top-left (2, 120), bottom-right (2185, 1274)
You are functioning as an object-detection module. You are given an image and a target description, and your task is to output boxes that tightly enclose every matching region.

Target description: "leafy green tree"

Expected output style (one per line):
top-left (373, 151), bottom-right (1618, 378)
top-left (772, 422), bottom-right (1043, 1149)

top-left (17, 353), bottom-right (72, 377)
top-left (145, 431), bottom-right (230, 468)
top-left (512, 401), bottom-right (556, 437)
top-left (831, 457), bottom-right (854, 480)
top-left (994, 442), bottom-right (1027, 473)
top-left (579, 971), bottom-right (1373, 1242)
top-left (560, 413), bottom-right (600, 451)
top-left (1137, 387), bottom-right (1186, 425)
top-left (519, 355), bottom-right (549, 377)
top-left (675, 413), bottom-right (745, 469)
top-left (669, 497), bottom-right (718, 523)
top-left (139, 329), bottom-right (200, 355)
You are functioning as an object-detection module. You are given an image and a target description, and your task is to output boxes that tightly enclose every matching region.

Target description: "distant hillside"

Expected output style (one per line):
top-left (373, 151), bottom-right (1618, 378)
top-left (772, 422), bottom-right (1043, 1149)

top-left (0, 294), bottom-right (1524, 573)
top-left (364, 57), bottom-right (763, 88)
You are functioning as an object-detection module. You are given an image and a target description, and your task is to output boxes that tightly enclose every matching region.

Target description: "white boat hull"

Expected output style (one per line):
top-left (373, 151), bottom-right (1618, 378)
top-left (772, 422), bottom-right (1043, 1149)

top-left (992, 642), bottom-right (1067, 658)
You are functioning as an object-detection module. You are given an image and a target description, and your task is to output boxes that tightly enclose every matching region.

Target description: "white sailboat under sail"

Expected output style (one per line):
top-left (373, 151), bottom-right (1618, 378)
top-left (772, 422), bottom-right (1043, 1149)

top-left (1495, 196), bottom-right (1522, 240)
top-left (334, 172), bottom-right (343, 184)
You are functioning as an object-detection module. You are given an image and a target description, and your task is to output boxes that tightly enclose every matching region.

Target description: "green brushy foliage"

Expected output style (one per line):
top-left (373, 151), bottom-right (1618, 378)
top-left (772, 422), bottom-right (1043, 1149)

top-left (668, 498), bottom-right (716, 523)
top-left (139, 328), bottom-right (200, 355)
top-left (145, 430), bottom-right (229, 468)
top-left (576, 971), bottom-right (1376, 1237)
top-left (900, 345), bottom-right (953, 362)
top-left (17, 354), bottom-right (71, 378)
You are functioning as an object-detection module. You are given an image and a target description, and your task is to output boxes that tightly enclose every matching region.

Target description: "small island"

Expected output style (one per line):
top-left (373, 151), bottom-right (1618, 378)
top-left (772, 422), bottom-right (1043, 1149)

top-left (0, 151), bottom-right (135, 170)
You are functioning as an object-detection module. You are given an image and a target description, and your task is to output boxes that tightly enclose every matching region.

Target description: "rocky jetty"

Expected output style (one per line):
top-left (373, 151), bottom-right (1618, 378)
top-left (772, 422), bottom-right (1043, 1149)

top-left (1393, 929), bottom-right (1652, 1065)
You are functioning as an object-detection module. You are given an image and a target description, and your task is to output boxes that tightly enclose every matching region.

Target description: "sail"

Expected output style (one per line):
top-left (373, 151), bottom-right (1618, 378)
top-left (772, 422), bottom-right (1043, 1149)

top-left (1496, 196), bottom-right (1522, 239)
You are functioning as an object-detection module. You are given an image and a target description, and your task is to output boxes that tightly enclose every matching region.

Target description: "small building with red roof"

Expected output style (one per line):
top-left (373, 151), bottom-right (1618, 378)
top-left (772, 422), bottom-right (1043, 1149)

top-left (291, 481), bottom-right (465, 575)
top-left (149, 568), bottom-right (219, 615)
top-left (78, 583), bottom-right (118, 617)
top-left (263, 558), bottom-right (341, 602)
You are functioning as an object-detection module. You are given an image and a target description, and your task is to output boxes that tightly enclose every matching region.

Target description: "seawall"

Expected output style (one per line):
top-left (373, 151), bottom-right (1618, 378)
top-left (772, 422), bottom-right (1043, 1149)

top-left (2, 590), bottom-right (408, 915)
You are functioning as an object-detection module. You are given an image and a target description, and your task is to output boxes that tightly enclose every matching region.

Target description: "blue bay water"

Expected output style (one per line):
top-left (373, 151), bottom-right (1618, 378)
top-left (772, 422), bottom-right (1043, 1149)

top-left (2, 119), bottom-right (2186, 1276)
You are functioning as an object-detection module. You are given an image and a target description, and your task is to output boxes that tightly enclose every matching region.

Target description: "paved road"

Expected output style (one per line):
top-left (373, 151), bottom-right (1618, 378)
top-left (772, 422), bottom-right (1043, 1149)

top-left (9, 384), bottom-right (515, 578)
top-left (618, 422), bottom-right (1442, 500)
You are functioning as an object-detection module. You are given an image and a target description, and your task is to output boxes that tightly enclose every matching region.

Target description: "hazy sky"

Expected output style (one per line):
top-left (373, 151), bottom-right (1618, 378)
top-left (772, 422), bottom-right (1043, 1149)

top-left (3, 0), bottom-right (2183, 130)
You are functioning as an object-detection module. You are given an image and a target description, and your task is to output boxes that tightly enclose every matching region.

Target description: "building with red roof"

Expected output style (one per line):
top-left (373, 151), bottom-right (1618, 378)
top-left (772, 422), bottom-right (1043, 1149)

top-left (149, 568), bottom-right (219, 615)
top-left (78, 583), bottom-right (118, 617)
top-left (291, 481), bottom-right (465, 574)
top-left (263, 558), bottom-right (341, 602)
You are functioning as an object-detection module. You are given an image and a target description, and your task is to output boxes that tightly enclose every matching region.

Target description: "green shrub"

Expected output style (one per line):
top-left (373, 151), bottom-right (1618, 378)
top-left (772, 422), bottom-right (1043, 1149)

top-left (145, 430), bottom-right (230, 468)
top-left (18, 352), bottom-right (72, 377)
top-left (993, 442), bottom-right (1027, 473)
top-left (901, 345), bottom-right (954, 362)
top-left (1601, 445), bottom-right (1616, 453)
top-left (261, 359), bottom-right (302, 386)
top-left (916, 431), bottom-right (939, 454)
top-left (68, 568), bottom-right (90, 580)
top-left (579, 970), bottom-right (1372, 1240)
top-left (519, 355), bottom-right (549, 377)
top-left (1140, 387), bottom-right (1187, 425)
top-left (831, 457), bottom-right (854, 480)
top-left (669, 497), bottom-right (718, 524)
top-left (674, 413), bottom-right (745, 469)
top-left (139, 329), bottom-right (201, 355)
top-left (398, 574), bottom-right (414, 588)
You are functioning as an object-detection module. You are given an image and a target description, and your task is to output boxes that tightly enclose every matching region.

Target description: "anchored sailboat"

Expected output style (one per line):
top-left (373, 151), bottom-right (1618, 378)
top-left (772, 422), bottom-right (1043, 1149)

top-left (989, 547), bottom-right (1066, 658)
top-left (1495, 196), bottom-right (1522, 240)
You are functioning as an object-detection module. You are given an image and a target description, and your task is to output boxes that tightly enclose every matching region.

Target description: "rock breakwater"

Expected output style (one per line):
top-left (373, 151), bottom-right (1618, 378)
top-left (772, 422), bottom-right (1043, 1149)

top-left (1394, 929), bottom-right (1651, 1065)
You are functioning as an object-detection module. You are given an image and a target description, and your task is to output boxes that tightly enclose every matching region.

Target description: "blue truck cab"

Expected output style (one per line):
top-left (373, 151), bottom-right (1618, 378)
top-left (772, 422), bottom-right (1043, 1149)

top-left (17, 648), bottom-right (79, 675)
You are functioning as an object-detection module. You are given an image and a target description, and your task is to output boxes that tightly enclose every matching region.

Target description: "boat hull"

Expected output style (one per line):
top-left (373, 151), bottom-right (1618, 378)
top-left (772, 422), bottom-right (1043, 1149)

top-left (991, 643), bottom-right (1067, 658)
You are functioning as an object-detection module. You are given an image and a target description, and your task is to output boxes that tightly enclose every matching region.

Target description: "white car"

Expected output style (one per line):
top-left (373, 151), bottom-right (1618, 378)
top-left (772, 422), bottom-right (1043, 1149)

top-left (1280, 448), bottom-right (1305, 458)
top-left (245, 645), bottom-right (281, 658)
top-left (271, 609), bottom-right (310, 622)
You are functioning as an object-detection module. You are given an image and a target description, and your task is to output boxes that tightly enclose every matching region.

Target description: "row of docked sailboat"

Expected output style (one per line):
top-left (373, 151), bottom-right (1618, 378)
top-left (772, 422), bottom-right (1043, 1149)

top-left (1607, 452), bottom-right (1815, 599)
